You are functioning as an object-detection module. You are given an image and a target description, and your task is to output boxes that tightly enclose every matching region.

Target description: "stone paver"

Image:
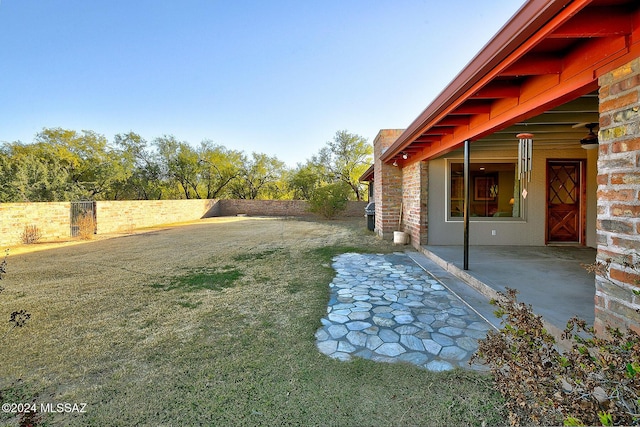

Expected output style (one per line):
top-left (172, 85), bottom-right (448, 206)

top-left (315, 252), bottom-right (493, 371)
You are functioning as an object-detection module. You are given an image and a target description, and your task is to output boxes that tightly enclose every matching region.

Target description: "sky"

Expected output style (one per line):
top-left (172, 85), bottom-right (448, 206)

top-left (0, 0), bottom-right (526, 167)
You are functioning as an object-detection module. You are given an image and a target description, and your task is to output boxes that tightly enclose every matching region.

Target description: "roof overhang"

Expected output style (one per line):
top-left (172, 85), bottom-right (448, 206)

top-left (382, 0), bottom-right (640, 166)
top-left (359, 164), bottom-right (374, 182)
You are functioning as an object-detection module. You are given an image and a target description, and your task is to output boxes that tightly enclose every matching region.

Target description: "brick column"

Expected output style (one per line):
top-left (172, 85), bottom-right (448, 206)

top-left (596, 57), bottom-right (640, 334)
top-left (373, 129), bottom-right (404, 239)
top-left (402, 160), bottom-right (428, 247)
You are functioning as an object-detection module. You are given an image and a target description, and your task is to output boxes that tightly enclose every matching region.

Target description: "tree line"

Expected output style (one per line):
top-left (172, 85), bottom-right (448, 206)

top-left (0, 128), bottom-right (372, 203)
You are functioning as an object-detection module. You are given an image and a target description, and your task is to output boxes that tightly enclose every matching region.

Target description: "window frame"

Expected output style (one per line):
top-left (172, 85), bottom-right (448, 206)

top-left (446, 159), bottom-right (525, 222)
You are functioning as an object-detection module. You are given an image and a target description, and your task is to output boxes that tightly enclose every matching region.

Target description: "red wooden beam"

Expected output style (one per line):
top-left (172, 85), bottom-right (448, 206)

top-left (412, 74), bottom-right (599, 163)
top-left (471, 81), bottom-right (521, 99)
top-left (420, 126), bottom-right (455, 136)
top-left (435, 117), bottom-right (470, 127)
top-left (549, 7), bottom-right (632, 38)
top-left (409, 142), bottom-right (431, 149)
top-left (414, 136), bottom-right (439, 143)
top-left (448, 101), bottom-right (492, 115)
top-left (500, 54), bottom-right (562, 76)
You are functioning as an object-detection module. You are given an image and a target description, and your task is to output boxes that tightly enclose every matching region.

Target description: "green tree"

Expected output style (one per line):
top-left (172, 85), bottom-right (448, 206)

top-left (154, 136), bottom-right (201, 199)
top-left (1, 140), bottom-right (76, 202)
top-left (0, 148), bottom-right (16, 202)
top-left (228, 152), bottom-right (287, 199)
top-left (113, 132), bottom-right (166, 200)
top-left (34, 128), bottom-right (129, 200)
top-left (154, 137), bottom-right (250, 200)
top-left (311, 130), bottom-right (372, 201)
top-left (0, 128), bottom-right (295, 202)
top-left (288, 161), bottom-right (325, 200)
top-left (197, 141), bottom-right (243, 199)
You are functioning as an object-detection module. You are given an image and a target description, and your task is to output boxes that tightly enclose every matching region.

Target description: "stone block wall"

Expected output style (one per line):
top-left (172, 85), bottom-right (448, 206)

top-left (373, 129), bottom-right (404, 239)
top-left (217, 200), bottom-right (366, 217)
top-left (0, 202), bottom-right (71, 248)
top-left (596, 57), bottom-right (640, 333)
top-left (96, 199), bottom-right (219, 234)
top-left (0, 199), bottom-right (367, 248)
top-left (401, 160), bottom-right (428, 247)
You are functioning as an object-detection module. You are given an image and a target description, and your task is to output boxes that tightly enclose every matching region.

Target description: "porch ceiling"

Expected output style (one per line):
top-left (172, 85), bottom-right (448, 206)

top-left (477, 92), bottom-right (599, 149)
top-left (382, 0), bottom-right (640, 166)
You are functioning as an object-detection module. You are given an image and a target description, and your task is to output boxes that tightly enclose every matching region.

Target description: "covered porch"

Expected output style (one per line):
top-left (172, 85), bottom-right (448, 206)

top-left (368, 0), bottom-right (640, 333)
top-left (420, 245), bottom-right (597, 333)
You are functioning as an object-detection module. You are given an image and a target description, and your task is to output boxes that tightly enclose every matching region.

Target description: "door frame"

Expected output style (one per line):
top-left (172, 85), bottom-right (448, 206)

top-left (545, 159), bottom-right (586, 245)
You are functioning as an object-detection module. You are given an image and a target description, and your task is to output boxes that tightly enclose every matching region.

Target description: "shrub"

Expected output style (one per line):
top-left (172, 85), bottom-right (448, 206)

top-left (307, 182), bottom-right (350, 219)
top-left (471, 288), bottom-right (640, 426)
top-left (76, 212), bottom-right (96, 240)
top-left (20, 225), bottom-right (42, 244)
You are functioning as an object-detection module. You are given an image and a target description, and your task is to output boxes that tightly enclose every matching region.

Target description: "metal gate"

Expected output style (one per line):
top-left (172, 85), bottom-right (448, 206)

top-left (70, 201), bottom-right (96, 237)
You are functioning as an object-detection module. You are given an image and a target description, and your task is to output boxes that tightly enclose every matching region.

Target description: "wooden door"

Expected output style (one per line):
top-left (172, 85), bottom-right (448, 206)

top-left (546, 160), bottom-right (585, 244)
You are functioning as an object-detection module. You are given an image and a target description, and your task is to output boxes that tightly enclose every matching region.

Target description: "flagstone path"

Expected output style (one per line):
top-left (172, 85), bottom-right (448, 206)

top-left (315, 252), bottom-right (494, 372)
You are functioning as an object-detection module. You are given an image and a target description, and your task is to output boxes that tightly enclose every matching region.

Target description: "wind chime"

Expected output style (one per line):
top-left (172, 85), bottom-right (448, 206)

top-left (516, 133), bottom-right (533, 199)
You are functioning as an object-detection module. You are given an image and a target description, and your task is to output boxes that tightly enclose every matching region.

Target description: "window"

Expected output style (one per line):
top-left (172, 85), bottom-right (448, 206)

top-left (449, 162), bottom-right (521, 219)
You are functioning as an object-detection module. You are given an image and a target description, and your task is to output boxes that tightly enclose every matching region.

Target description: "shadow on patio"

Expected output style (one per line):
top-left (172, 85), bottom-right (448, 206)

top-left (418, 245), bottom-right (597, 332)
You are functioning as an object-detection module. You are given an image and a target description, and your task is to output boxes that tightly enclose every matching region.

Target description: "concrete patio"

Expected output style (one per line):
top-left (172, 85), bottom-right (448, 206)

top-left (418, 245), bottom-right (597, 333)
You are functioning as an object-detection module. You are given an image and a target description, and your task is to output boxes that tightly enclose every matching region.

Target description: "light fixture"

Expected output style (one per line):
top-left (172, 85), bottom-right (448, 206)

top-left (580, 123), bottom-right (599, 150)
top-left (392, 159), bottom-right (398, 167)
top-left (402, 152), bottom-right (408, 160)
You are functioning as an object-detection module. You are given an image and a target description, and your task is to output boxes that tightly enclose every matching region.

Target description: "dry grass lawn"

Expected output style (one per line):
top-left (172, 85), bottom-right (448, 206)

top-left (0, 217), bottom-right (505, 426)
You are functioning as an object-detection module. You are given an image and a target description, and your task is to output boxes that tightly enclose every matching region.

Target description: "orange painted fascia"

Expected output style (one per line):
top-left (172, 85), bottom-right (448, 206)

top-left (407, 75), bottom-right (600, 165)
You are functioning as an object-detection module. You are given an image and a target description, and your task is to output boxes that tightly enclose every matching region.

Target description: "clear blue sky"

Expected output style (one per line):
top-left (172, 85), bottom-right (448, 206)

top-left (0, 0), bottom-right (525, 167)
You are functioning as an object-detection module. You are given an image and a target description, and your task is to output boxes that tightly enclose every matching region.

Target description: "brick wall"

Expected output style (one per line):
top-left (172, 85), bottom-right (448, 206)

top-left (373, 129), bottom-right (404, 239)
top-left (401, 160), bottom-right (429, 247)
top-left (596, 57), bottom-right (640, 333)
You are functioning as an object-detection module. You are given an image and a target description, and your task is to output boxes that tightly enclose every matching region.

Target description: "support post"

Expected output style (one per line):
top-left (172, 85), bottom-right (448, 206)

top-left (463, 140), bottom-right (470, 270)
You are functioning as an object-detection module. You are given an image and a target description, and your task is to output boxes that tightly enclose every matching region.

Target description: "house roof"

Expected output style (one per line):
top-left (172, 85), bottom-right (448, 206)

top-left (382, 0), bottom-right (640, 167)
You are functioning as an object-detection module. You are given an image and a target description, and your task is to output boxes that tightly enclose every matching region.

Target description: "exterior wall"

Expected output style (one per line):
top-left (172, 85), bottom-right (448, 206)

top-left (0, 202), bottom-right (71, 248)
top-left (427, 144), bottom-right (597, 246)
top-left (373, 129), bottom-right (404, 239)
top-left (217, 200), bottom-right (366, 218)
top-left (595, 58), bottom-right (640, 334)
top-left (96, 199), bottom-right (219, 234)
top-left (401, 160), bottom-right (428, 247)
top-left (0, 199), bottom-right (367, 248)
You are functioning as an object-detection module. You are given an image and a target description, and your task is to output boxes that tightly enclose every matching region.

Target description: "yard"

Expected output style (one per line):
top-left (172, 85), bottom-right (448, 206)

top-left (0, 217), bottom-right (504, 426)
